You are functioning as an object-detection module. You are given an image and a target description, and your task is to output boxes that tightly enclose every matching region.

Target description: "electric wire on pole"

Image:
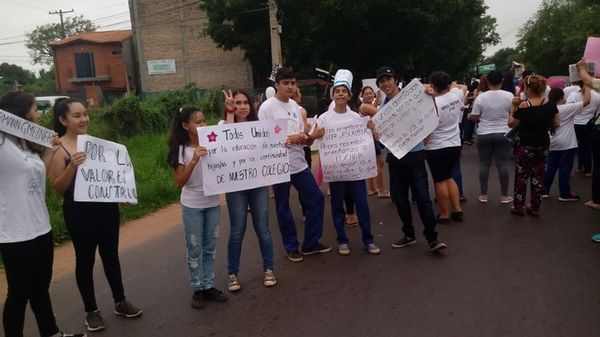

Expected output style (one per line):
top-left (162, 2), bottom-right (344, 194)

top-left (49, 9), bottom-right (74, 38)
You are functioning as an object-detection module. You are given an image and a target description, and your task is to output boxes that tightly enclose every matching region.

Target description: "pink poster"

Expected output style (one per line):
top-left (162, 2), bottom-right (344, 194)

top-left (584, 37), bottom-right (600, 73)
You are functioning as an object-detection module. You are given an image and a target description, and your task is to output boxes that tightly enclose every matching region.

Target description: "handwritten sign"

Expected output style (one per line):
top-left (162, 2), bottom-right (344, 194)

top-left (0, 108), bottom-right (54, 147)
top-left (372, 79), bottom-right (439, 160)
top-left (199, 120), bottom-right (290, 195)
top-left (318, 117), bottom-right (376, 182)
top-left (74, 135), bottom-right (138, 204)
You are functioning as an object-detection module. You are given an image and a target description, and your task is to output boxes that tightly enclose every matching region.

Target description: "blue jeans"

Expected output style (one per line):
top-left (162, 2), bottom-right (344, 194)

top-left (273, 168), bottom-right (324, 253)
top-left (226, 187), bottom-right (274, 275)
top-left (181, 205), bottom-right (220, 291)
top-left (543, 148), bottom-right (576, 198)
top-left (330, 180), bottom-right (373, 245)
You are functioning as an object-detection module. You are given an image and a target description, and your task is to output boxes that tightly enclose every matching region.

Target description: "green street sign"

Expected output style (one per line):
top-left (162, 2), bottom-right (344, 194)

top-left (477, 64), bottom-right (496, 74)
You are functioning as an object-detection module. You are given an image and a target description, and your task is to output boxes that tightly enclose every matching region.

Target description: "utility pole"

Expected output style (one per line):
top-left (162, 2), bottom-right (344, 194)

top-left (268, 0), bottom-right (282, 68)
top-left (49, 9), bottom-right (74, 38)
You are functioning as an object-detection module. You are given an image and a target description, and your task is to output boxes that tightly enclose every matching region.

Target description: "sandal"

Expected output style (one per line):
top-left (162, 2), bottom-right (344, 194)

top-left (585, 201), bottom-right (600, 209)
top-left (368, 190), bottom-right (378, 196)
top-left (377, 190), bottom-right (391, 198)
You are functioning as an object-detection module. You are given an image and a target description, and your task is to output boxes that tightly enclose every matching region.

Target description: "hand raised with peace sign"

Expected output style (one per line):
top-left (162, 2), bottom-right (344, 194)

top-left (223, 90), bottom-right (237, 113)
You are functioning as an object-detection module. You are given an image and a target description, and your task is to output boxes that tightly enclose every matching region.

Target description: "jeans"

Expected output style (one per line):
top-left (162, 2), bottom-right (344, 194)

top-left (181, 205), bottom-right (220, 291)
top-left (513, 145), bottom-right (548, 213)
top-left (388, 151), bottom-right (438, 242)
top-left (451, 158), bottom-right (464, 196)
top-left (63, 200), bottom-right (125, 312)
top-left (273, 168), bottom-right (324, 253)
top-left (543, 148), bottom-right (576, 198)
top-left (0, 232), bottom-right (60, 337)
top-left (226, 187), bottom-right (274, 275)
top-left (575, 124), bottom-right (592, 174)
top-left (329, 180), bottom-right (374, 245)
top-left (477, 133), bottom-right (511, 195)
top-left (592, 127), bottom-right (600, 203)
top-left (460, 108), bottom-right (475, 143)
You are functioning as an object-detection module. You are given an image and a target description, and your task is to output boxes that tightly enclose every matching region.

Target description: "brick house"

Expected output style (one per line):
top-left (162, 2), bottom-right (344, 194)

top-left (128, 0), bottom-right (253, 92)
top-left (51, 30), bottom-right (137, 107)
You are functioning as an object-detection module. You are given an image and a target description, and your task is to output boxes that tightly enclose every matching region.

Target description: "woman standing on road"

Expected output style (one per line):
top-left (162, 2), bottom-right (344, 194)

top-left (0, 91), bottom-right (86, 337)
top-left (221, 90), bottom-right (277, 292)
top-left (48, 98), bottom-right (142, 332)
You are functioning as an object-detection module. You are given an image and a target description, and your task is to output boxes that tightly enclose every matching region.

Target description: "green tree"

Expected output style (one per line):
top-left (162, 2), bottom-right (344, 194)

top-left (200, 0), bottom-right (498, 83)
top-left (0, 63), bottom-right (37, 95)
top-left (24, 68), bottom-right (57, 95)
top-left (482, 48), bottom-right (522, 74)
top-left (517, 0), bottom-right (600, 75)
top-left (26, 15), bottom-right (96, 66)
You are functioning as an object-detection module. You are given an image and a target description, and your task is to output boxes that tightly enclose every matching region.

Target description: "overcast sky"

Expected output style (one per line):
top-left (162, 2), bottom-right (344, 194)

top-left (0, 0), bottom-right (543, 74)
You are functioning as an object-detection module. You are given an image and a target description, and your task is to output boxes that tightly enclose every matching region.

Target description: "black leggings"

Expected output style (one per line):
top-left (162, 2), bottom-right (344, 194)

top-left (63, 200), bottom-right (126, 312)
top-left (0, 231), bottom-right (60, 337)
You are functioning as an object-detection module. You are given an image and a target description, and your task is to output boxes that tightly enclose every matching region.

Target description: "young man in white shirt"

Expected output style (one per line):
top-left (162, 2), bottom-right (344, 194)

top-left (566, 81), bottom-right (600, 177)
top-left (258, 67), bottom-right (331, 262)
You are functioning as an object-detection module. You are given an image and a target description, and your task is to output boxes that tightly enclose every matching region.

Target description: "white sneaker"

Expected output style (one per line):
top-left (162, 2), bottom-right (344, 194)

top-left (263, 269), bottom-right (277, 287)
top-left (338, 243), bottom-right (351, 256)
top-left (366, 243), bottom-right (381, 255)
top-left (478, 194), bottom-right (488, 203)
top-left (227, 274), bottom-right (241, 292)
top-left (500, 195), bottom-right (513, 204)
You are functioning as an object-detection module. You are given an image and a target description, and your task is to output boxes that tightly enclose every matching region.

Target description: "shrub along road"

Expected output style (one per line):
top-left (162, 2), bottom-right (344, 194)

top-left (6, 145), bottom-right (600, 337)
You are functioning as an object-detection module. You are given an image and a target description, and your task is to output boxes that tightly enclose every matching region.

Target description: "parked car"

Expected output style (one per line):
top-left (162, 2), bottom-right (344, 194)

top-left (35, 95), bottom-right (69, 114)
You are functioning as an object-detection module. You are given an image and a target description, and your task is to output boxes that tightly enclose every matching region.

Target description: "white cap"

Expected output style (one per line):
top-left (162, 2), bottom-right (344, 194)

top-left (332, 69), bottom-right (353, 92)
top-left (265, 86), bottom-right (276, 99)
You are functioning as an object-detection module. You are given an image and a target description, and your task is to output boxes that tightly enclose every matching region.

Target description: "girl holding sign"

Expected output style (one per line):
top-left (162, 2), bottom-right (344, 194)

top-left (48, 99), bottom-right (142, 332)
top-left (0, 92), bottom-right (86, 337)
top-left (167, 107), bottom-right (228, 308)
top-left (222, 90), bottom-right (277, 292)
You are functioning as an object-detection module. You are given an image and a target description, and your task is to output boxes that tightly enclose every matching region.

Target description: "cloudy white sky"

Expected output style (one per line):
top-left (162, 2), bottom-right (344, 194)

top-left (0, 0), bottom-right (543, 74)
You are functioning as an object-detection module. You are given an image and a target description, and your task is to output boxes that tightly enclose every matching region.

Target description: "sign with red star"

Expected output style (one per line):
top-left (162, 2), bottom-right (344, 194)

top-left (274, 125), bottom-right (282, 135)
top-left (207, 132), bottom-right (218, 142)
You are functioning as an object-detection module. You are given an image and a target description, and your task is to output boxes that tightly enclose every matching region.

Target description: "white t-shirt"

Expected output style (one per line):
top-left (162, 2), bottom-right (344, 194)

top-left (566, 89), bottom-right (600, 125)
top-left (178, 145), bottom-right (220, 209)
top-left (317, 107), bottom-right (363, 128)
top-left (550, 102), bottom-right (584, 151)
top-left (563, 85), bottom-right (580, 101)
top-left (471, 90), bottom-right (513, 135)
top-left (427, 88), bottom-right (464, 150)
top-left (258, 97), bottom-right (308, 174)
top-left (0, 134), bottom-right (52, 243)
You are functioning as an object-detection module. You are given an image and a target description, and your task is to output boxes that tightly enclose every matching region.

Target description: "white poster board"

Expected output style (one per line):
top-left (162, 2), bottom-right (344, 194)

top-left (372, 79), bottom-right (439, 160)
top-left (199, 120), bottom-right (290, 195)
top-left (318, 117), bottom-right (377, 182)
top-left (74, 135), bottom-right (138, 203)
top-left (0, 108), bottom-right (54, 147)
top-left (147, 59), bottom-right (176, 75)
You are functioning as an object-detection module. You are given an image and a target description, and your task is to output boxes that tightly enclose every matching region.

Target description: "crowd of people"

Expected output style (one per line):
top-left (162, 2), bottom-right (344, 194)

top-left (1, 58), bottom-right (599, 336)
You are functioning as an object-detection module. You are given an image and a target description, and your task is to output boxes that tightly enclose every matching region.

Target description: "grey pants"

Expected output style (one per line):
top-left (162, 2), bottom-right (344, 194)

top-left (477, 133), bottom-right (511, 195)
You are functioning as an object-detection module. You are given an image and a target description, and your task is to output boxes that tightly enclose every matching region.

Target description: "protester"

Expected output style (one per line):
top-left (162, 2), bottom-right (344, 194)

top-left (501, 72), bottom-right (517, 96)
top-left (166, 106), bottom-right (228, 308)
top-left (258, 67), bottom-right (331, 262)
top-left (361, 66), bottom-right (447, 252)
top-left (426, 71), bottom-right (467, 223)
top-left (360, 86), bottom-right (390, 197)
top-left (461, 80), bottom-right (478, 145)
top-left (474, 74), bottom-right (489, 98)
top-left (221, 90), bottom-right (276, 292)
top-left (566, 81), bottom-right (600, 177)
top-left (47, 98), bottom-right (142, 331)
top-left (312, 69), bottom-right (381, 256)
top-left (468, 70), bottom-right (514, 204)
top-left (508, 75), bottom-right (560, 216)
top-left (575, 58), bottom-right (600, 212)
top-left (543, 86), bottom-right (591, 200)
top-left (0, 92), bottom-right (86, 337)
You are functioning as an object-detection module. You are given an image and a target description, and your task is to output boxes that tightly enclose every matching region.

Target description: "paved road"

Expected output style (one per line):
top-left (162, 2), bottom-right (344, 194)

top-left (9, 145), bottom-right (600, 337)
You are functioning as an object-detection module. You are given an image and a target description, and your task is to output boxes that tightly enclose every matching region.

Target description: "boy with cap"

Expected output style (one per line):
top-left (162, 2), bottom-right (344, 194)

top-left (313, 69), bottom-right (381, 256)
top-left (258, 67), bottom-right (331, 262)
top-left (361, 66), bottom-right (447, 252)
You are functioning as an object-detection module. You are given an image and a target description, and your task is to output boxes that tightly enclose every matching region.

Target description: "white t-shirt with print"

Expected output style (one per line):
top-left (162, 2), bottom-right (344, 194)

top-left (427, 88), bottom-right (464, 150)
top-left (178, 145), bottom-right (221, 209)
top-left (258, 97), bottom-right (308, 174)
top-left (471, 90), bottom-right (513, 135)
top-left (550, 102), bottom-right (583, 151)
top-left (566, 89), bottom-right (600, 125)
top-left (0, 134), bottom-right (52, 243)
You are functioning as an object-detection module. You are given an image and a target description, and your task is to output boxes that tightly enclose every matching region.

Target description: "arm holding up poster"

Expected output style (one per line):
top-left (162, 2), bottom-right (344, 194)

top-left (372, 79), bottom-right (439, 160)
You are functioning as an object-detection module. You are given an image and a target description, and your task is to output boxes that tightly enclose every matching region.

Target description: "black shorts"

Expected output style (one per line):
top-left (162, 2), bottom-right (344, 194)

top-left (426, 146), bottom-right (461, 183)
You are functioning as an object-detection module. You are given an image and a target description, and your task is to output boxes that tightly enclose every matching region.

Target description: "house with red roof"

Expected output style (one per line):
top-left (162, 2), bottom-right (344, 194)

top-left (51, 30), bottom-right (137, 107)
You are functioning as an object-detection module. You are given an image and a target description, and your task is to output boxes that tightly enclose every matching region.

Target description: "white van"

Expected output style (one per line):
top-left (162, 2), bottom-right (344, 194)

top-left (35, 96), bottom-right (69, 114)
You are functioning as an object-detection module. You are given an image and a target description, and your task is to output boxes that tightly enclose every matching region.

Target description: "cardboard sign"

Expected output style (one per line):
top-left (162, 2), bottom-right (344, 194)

top-left (199, 120), bottom-right (290, 195)
top-left (569, 63), bottom-right (595, 83)
top-left (318, 117), bottom-right (376, 182)
top-left (74, 135), bottom-right (138, 203)
top-left (372, 79), bottom-right (439, 160)
top-left (0, 108), bottom-right (54, 148)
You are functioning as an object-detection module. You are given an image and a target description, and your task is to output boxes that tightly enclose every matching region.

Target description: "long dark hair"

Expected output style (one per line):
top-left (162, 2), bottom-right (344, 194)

top-left (0, 91), bottom-right (41, 152)
top-left (53, 98), bottom-right (83, 136)
top-left (167, 106), bottom-right (202, 169)
top-left (221, 90), bottom-right (258, 123)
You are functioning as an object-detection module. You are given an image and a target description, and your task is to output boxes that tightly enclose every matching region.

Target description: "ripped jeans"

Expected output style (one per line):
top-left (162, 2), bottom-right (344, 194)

top-left (181, 205), bottom-right (220, 291)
